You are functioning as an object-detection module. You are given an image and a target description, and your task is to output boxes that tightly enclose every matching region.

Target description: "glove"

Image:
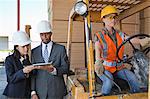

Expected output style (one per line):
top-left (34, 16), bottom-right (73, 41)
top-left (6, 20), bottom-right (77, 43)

top-left (94, 59), bottom-right (104, 76)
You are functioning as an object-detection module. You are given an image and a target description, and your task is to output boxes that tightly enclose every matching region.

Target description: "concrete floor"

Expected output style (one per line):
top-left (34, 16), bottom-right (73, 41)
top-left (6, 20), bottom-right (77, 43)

top-left (0, 65), bottom-right (7, 99)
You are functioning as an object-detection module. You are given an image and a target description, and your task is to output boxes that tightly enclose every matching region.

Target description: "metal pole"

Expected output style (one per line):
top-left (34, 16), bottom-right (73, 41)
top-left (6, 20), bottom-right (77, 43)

top-left (17, 0), bottom-right (20, 31)
top-left (83, 0), bottom-right (95, 98)
top-left (67, 17), bottom-right (73, 63)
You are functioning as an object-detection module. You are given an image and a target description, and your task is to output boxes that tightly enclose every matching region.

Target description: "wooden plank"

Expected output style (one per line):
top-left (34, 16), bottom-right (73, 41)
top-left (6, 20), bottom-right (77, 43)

top-left (70, 43), bottom-right (85, 69)
top-left (142, 7), bottom-right (150, 18)
top-left (140, 7), bottom-right (150, 34)
top-left (52, 0), bottom-right (76, 20)
top-left (52, 21), bottom-right (84, 42)
top-left (95, 92), bottom-right (148, 99)
top-left (118, 0), bottom-right (150, 21)
top-left (89, 0), bottom-right (135, 6)
top-left (68, 75), bottom-right (148, 99)
top-left (67, 76), bottom-right (86, 99)
top-left (122, 24), bottom-right (140, 34)
top-left (54, 42), bottom-right (85, 69)
top-left (48, 0), bottom-right (53, 26)
top-left (52, 21), bottom-right (68, 42)
top-left (122, 13), bottom-right (140, 24)
top-left (140, 19), bottom-right (150, 33)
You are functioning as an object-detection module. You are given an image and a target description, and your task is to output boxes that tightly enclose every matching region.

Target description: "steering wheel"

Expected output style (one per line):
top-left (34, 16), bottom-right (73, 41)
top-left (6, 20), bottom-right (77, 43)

top-left (117, 34), bottom-right (150, 88)
top-left (117, 34), bottom-right (150, 63)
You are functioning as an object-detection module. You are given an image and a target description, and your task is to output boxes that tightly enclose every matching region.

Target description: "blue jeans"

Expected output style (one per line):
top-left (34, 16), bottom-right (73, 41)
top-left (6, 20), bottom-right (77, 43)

top-left (99, 69), bottom-right (141, 95)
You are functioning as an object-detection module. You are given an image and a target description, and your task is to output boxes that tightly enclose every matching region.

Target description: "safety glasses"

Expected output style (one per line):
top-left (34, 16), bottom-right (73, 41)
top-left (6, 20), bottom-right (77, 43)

top-left (104, 14), bottom-right (117, 20)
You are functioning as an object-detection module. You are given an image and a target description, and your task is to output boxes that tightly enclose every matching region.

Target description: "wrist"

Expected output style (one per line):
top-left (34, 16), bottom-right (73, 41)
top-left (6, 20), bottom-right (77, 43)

top-left (24, 73), bottom-right (29, 78)
top-left (95, 59), bottom-right (101, 62)
top-left (50, 67), bottom-right (57, 75)
top-left (95, 59), bottom-right (101, 64)
top-left (95, 59), bottom-right (103, 66)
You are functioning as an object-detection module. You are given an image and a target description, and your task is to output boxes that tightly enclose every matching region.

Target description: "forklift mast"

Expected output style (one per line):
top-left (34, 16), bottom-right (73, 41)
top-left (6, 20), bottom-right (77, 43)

top-left (67, 0), bottom-right (96, 98)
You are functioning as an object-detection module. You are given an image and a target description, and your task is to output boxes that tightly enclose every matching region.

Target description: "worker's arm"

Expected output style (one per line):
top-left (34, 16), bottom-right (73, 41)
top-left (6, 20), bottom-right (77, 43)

top-left (56, 46), bottom-right (69, 76)
top-left (95, 41), bottom-right (101, 61)
top-left (4, 57), bottom-right (29, 83)
top-left (94, 36), bottom-right (104, 76)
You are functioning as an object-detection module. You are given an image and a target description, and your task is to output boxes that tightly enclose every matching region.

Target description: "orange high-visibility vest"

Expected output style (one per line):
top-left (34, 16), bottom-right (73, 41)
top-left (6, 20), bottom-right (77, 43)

top-left (96, 30), bottom-right (125, 73)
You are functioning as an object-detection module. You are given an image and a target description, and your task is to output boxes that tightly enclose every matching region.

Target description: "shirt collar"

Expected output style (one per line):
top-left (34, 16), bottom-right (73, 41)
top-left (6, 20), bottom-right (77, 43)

top-left (103, 27), bottom-right (116, 35)
top-left (42, 41), bottom-right (53, 48)
top-left (42, 41), bottom-right (53, 57)
top-left (20, 56), bottom-right (24, 64)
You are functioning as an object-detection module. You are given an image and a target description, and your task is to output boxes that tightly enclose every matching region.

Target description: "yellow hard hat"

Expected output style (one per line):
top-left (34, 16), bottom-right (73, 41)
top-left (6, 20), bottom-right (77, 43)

top-left (101, 5), bottom-right (118, 18)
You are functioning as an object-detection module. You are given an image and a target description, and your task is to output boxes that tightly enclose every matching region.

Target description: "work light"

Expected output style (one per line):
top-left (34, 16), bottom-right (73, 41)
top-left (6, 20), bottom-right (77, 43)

top-left (74, 1), bottom-right (88, 17)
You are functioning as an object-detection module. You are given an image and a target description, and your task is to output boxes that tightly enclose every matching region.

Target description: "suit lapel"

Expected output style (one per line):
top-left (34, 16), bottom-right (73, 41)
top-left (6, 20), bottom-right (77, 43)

top-left (39, 45), bottom-right (45, 62)
top-left (13, 57), bottom-right (23, 70)
top-left (48, 42), bottom-right (56, 61)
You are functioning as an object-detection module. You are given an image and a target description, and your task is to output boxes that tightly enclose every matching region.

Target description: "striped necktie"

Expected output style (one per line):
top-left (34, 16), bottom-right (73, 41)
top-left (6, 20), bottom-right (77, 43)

top-left (44, 44), bottom-right (49, 63)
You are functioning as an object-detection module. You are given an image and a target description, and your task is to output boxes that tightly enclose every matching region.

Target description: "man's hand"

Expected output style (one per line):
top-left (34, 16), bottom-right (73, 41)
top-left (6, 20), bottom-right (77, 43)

top-left (95, 59), bottom-right (104, 76)
top-left (31, 94), bottom-right (38, 99)
top-left (36, 65), bottom-right (54, 72)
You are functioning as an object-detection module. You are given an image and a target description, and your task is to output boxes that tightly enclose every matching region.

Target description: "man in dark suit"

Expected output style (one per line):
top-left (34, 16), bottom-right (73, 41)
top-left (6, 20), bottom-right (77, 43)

top-left (31, 20), bottom-right (69, 99)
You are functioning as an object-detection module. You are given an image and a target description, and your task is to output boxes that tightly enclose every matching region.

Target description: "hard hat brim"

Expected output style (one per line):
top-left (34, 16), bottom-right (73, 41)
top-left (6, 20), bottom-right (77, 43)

top-left (13, 40), bottom-right (32, 46)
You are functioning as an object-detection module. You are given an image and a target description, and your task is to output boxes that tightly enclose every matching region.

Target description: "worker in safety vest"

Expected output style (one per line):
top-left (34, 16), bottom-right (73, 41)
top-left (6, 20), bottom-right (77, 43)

top-left (94, 5), bottom-right (149, 95)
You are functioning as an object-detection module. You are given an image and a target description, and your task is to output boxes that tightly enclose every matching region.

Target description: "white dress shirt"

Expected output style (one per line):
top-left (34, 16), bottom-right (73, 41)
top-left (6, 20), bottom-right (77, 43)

top-left (42, 41), bottom-right (53, 58)
top-left (41, 41), bottom-right (56, 75)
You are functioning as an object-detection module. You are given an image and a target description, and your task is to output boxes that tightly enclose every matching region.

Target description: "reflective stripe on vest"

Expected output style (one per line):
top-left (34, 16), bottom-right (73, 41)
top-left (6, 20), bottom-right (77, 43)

top-left (98, 32), bottom-right (107, 58)
top-left (103, 60), bottom-right (123, 66)
top-left (118, 32), bottom-right (125, 41)
top-left (95, 30), bottom-right (125, 73)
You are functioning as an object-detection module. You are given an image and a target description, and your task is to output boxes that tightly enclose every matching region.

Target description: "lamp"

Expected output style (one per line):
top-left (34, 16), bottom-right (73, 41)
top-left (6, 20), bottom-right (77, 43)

top-left (74, 1), bottom-right (88, 17)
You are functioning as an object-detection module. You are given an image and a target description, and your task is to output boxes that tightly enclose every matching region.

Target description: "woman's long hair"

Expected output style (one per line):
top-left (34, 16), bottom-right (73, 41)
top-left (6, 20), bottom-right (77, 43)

top-left (13, 45), bottom-right (31, 65)
top-left (13, 45), bottom-right (21, 59)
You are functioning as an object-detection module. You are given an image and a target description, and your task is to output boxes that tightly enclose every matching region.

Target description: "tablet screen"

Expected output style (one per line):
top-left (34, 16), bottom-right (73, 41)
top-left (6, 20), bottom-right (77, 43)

top-left (33, 61), bottom-right (52, 66)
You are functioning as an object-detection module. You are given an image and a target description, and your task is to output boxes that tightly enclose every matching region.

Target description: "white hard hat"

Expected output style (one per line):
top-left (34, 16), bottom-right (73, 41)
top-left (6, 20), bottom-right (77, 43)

top-left (12, 31), bottom-right (31, 46)
top-left (37, 20), bottom-right (52, 34)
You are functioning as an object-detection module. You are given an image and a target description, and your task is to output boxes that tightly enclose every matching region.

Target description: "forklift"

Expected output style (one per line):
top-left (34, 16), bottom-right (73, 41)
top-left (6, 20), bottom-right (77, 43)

top-left (66, 0), bottom-right (150, 99)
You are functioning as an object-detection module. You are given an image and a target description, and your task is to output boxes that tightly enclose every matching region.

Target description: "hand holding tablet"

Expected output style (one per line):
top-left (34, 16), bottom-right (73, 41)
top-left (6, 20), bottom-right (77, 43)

top-left (33, 61), bottom-right (53, 66)
top-left (33, 62), bottom-right (54, 72)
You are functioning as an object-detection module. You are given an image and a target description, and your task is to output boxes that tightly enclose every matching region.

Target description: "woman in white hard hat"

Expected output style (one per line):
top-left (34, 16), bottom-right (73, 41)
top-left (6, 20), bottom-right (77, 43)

top-left (94, 5), bottom-right (143, 95)
top-left (3, 31), bottom-right (37, 99)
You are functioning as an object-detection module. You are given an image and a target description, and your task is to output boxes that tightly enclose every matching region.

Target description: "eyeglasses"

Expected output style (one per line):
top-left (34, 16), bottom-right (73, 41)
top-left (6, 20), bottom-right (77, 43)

top-left (104, 15), bottom-right (117, 20)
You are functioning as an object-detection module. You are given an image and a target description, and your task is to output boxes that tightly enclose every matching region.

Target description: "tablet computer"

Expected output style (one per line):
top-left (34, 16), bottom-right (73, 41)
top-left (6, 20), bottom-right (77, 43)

top-left (33, 61), bottom-right (53, 66)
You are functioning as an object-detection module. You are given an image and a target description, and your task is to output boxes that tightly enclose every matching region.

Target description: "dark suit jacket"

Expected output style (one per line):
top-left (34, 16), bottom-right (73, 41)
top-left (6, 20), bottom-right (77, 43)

top-left (31, 42), bottom-right (69, 99)
top-left (3, 54), bottom-right (31, 98)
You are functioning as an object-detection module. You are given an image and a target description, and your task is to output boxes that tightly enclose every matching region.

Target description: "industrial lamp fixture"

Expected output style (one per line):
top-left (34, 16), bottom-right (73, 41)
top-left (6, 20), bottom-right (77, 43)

top-left (74, 1), bottom-right (88, 17)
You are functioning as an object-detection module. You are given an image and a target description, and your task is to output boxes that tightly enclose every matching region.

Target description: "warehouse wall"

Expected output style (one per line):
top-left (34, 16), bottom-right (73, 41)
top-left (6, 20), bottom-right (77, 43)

top-left (48, 0), bottom-right (86, 69)
top-left (140, 7), bottom-right (150, 35)
top-left (52, 21), bottom-right (85, 69)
